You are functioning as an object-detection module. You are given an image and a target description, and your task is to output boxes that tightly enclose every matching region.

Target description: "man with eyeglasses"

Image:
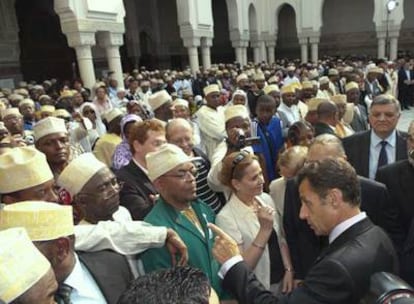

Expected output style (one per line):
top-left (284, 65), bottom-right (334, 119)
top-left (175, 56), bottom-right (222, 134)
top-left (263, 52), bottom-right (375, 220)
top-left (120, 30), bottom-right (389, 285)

top-left (140, 144), bottom-right (233, 302)
top-left (343, 94), bottom-right (407, 179)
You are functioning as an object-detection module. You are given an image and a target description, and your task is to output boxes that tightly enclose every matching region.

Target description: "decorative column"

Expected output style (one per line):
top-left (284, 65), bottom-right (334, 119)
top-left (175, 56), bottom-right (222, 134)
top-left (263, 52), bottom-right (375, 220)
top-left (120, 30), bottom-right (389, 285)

top-left (390, 36), bottom-right (398, 60)
top-left (97, 31), bottom-right (124, 89)
top-left (183, 37), bottom-right (201, 75)
top-left (266, 39), bottom-right (276, 64)
top-left (299, 37), bottom-right (309, 64)
top-left (260, 41), bottom-right (267, 63)
top-left (241, 46), bottom-right (248, 66)
top-left (201, 37), bottom-right (212, 69)
top-left (66, 31), bottom-right (96, 91)
top-left (309, 36), bottom-right (320, 64)
top-left (253, 46), bottom-right (261, 63)
top-left (378, 37), bottom-right (386, 59)
top-left (231, 39), bottom-right (248, 66)
top-left (235, 47), bottom-right (243, 64)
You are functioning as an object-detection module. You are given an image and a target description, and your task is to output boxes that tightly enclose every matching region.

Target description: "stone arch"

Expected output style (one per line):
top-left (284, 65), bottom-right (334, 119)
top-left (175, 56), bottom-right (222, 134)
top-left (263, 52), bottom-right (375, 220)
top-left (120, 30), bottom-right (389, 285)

top-left (225, 0), bottom-right (239, 31)
top-left (400, 0), bottom-right (414, 57)
top-left (276, 4), bottom-right (300, 59)
top-left (212, 0), bottom-right (234, 63)
top-left (320, 0), bottom-right (376, 57)
top-left (15, 0), bottom-right (75, 81)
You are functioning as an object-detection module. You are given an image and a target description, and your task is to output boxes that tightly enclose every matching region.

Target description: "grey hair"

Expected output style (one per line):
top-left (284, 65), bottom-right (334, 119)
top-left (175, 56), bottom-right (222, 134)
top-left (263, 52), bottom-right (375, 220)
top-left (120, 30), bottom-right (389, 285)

top-left (310, 134), bottom-right (346, 157)
top-left (369, 94), bottom-right (401, 114)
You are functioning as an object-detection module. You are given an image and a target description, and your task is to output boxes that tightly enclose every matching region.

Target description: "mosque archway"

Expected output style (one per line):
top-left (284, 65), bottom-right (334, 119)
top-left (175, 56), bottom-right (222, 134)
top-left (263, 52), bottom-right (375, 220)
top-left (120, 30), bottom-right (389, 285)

top-left (399, 0), bottom-right (414, 57)
top-left (276, 4), bottom-right (300, 60)
top-left (211, 0), bottom-right (234, 64)
top-left (320, 0), bottom-right (376, 58)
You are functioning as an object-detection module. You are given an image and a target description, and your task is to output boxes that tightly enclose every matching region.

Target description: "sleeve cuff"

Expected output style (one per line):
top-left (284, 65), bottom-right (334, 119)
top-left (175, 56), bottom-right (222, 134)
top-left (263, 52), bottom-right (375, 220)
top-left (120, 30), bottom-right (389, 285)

top-left (218, 255), bottom-right (244, 279)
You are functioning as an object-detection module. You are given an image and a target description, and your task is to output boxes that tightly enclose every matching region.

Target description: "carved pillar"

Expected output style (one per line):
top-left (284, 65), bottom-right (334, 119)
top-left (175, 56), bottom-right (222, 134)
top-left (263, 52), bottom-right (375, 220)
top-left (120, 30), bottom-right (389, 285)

top-left (299, 37), bottom-right (309, 64)
top-left (183, 37), bottom-right (201, 75)
top-left (97, 31), bottom-right (124, 88)
top-left (201, 37), bottom-right (212, 69)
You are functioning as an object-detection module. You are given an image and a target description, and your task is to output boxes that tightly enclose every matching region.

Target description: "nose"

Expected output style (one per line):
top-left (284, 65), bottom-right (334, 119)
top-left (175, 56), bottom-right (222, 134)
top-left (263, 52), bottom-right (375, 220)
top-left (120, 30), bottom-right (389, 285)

top-left (299, 204), bottom-right (308, 220)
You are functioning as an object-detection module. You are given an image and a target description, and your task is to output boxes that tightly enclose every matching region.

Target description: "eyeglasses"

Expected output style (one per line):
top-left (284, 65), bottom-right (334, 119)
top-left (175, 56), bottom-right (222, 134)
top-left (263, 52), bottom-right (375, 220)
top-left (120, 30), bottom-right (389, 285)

top-left (163, 168), bottom-right (199, 180)
top-left (231, 151), bottom-right (249, 177)
top-left (78, 177), bottom-right (124, 197)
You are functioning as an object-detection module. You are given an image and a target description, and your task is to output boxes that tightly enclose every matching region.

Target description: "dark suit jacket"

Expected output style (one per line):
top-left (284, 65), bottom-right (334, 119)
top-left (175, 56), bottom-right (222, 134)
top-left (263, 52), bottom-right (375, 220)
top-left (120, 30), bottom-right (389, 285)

top-left (116, 160), bottom-right (157, 220)
top-left (78, 250), bottom-right (133, 304)
top-left (223, 218), bottom-right (398, 304)
top-left (284, 176), bottom-right (403, 279)
top-left (342, 130), bottom-right (407, 178)
top-left (376, 159), bottom-right (414, 235)
top-left (313, 122), bottom-right (336, 137)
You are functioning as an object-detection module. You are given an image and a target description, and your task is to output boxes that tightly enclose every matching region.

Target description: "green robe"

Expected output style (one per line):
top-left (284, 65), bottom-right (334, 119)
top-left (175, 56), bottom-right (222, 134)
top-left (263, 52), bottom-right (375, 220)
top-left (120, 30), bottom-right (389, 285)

top-left (141, 197), bottom-right (227, 298)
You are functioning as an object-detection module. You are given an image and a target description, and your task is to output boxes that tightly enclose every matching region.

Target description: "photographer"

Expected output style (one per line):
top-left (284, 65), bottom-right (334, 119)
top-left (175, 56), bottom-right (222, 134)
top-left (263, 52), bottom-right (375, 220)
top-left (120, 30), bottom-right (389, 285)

top-left (207, 104), bottom-right (258, 199)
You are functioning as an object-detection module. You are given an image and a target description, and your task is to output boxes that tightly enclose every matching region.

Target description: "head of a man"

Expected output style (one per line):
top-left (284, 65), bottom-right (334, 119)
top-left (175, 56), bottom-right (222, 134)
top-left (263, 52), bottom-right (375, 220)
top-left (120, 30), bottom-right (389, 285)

top-left (129, 119), bottom-right (166, 167)
top-left (166, 118), bottom-right (194, 156)
top-left (149, 90), bottom-right (173, 122)
top-left (287, 121), bottom-right (315, 147)
top-left (281, 86), bottom-right (296, 107)
top-left (117, 266), bottom-right (218, 304)
top-left (172, 99), bottom-right (190, 120)
top-left (368, 94), bottom-right (400, 139)
top-left (306, 134), bottom-right (347, 162)
top-left (0, 202), bottom-right (76, 284)
top-left (0, 227), bottom-right (58, 304)
top-left (102, 108), bottom-right (123, 136)
top-left (147, 144), bottom-right (199, 210)
top-left (256, 95), bottom-right (276, 126)
top-left (19, 99), bottom-right (35, 121)
top-left (34, 117), bottom-right (70, 172)
top-left (0, 147), bottom-right (58, 205)
top-left (331, 95), bottom-right (347, 121)
top-left (58, 153), bottom-right (121, 224)
top-left (204, 85), bottom-right (221, 110)
top-left (225, 105), bottom-right (251, 140)
top-left (316, 101), bottom-right (338, 127)
top-left (2, 108), bottom-right (24, 135)
top-left (298, 158), bottom-right (361, 236)
top-left (345, 82), bottom-right (361, 105)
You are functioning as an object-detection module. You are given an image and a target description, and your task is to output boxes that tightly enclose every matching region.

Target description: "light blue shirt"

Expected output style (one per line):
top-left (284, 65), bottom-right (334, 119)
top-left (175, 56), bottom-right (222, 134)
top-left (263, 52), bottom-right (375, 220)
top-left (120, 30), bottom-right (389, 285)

top-left (329, 212), bottom-right (367, 244)
top-left (65, 254), bottom-right (107, 303)
top-left (369, 130), bottom-right (396, 179)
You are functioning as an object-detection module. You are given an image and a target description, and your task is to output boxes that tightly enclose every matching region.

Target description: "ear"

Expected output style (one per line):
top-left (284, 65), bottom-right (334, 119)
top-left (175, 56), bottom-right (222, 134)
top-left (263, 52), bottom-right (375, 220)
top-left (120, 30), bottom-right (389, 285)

top-left (54, 237), bottom-right (71, 262)
top-left (133, 140), bottom-right (141, 154)
top-left (329, 188), bottom-right (342, 208)
top-left (2, 194), bottom-right (17, 205)
top-left (153, 178), bottom-right (163, 192)
top-left (231, 178), bottom-right (241, 192)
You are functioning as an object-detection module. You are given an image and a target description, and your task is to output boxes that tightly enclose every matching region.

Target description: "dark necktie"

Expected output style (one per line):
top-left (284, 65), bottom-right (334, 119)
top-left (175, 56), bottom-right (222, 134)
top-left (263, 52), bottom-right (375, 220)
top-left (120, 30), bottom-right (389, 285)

top-left (377, 140), bottom-right (388, 169)
top-left (55, 283), bottom-right (72, 304)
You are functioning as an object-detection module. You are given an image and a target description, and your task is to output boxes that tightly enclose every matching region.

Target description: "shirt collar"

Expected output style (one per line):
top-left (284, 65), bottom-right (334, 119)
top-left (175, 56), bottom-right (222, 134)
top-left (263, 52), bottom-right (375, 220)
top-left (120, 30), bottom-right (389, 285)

top-left (371, 129), bottom-right (396, 148)
top-left (132, 157), bottom-right (148, 175)
top-left (329, 212), bottom-right (367, 244)
top-left (64, 254), bottom-right (90, 296)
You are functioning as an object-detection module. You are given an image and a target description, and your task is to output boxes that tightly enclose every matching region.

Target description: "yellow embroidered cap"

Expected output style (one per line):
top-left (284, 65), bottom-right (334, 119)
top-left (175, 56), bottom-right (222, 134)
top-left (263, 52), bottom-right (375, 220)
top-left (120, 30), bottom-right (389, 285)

top-left (33, 116), bottom-right (67, 142)
top-left (224, 105), bottom-right (249, 122)
top-left (203, 84), bottom-right (220, 96)
top-left (0, 227), bottom-right (51, 303)
top-left (263, 84), bottom-right (280, 95)
top-left (146, 143), bottom-right (201, 182)
top-left (0, 147), bottom-right (53, 194)
top-left (148, 90), bottom-right (171, 111)
top-left (0, 201), bottom-right (74, 241)
top-left (57, 152), bottom-right (106, 198)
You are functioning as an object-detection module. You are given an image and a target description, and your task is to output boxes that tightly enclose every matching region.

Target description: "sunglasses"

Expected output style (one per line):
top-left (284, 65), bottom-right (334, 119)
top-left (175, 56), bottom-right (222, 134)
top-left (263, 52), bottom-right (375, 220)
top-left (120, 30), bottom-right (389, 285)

top-left (231, 151), bottom-right (249, 177)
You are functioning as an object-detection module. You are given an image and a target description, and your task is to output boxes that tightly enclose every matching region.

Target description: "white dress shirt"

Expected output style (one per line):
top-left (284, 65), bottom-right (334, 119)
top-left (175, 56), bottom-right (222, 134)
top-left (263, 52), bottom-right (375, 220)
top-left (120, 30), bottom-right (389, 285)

top-left (65, 254), bottom-right (107, 303)
top-left (329, 212), bottom-right (367, 244)
top-left (277, 102), bottom-right (301, 126)
top-left (369, 130), bottom-right (396, 179)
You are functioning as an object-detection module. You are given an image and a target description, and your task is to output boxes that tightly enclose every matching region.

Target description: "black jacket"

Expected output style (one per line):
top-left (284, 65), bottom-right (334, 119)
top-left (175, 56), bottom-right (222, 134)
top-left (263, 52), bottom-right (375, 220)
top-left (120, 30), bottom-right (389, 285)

top-left (223, 218), bottom-right (398, 304)
top-left (116, 160), bottom-right (157, 220)
top-left (78, 250), bottom-right (133, 304)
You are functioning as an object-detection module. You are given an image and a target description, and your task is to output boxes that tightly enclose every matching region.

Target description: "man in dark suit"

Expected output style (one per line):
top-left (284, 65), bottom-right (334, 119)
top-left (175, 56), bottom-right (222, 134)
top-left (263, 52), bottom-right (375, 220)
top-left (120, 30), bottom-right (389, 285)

top-left (116, 119), bottom-right (166, 220)
top-left (313, 101), bottom-right (338, 137)
top-left (343, 94), bottom-right (407, 179)
top-left (209, 158), bottom-right (398, 304)
top-left (0, 201), bottom-right (134, 304)
top-left (376, 122), bottom-right (414, 285)
top-left (284, 134), bottom-right (404, 281)
top-left (398, 61), bottom-right (414, 110)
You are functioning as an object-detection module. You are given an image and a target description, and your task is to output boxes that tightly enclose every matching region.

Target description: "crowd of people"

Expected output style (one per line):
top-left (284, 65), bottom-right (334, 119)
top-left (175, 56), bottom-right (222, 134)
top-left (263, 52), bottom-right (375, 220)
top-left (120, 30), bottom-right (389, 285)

top-left (1, 55), bottom-right (414, 304)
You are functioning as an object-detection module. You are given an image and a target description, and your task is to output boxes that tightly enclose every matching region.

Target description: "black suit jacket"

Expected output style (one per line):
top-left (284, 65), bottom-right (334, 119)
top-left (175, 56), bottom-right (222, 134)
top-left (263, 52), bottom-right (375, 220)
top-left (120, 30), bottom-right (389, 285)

top-left (116, 160), bottom-right (157, 220)
top-left (342, 130), bottom-right (407, 178)
top-left (223, 218), bottom-right (398, 304)
top-left (313, 122), bottom-right (336, 137)
top-left (284, 176), bottom-right (403, 279)
top-left (78, 250), bottom-right (133, 304)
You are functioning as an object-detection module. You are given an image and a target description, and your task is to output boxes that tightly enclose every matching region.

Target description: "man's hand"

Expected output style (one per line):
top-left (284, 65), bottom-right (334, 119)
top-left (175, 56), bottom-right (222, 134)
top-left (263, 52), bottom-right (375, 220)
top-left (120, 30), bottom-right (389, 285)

top-left (165, 228), bottom-right (188, 266)
top-left (208, 223), bottom-right (240, 264)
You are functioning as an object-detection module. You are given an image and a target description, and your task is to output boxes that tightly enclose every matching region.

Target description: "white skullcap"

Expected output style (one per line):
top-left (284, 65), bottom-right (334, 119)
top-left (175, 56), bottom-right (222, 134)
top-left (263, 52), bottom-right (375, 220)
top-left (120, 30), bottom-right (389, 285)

top-left (0, 201), bottom-right (74, 241)
top-left (146, 143), bottom-right (201, 182)
top-left (236, 73), bottom-right (248, 83)
top-left (0, 227), bottom-right (51, 303)
top-left (203, 84), bottom-right (220, 96)
top-left (224, 105), bottom-right (250, 122)
top-left (1, 107), bottom-right (22, 119)
top-left (148, 90), bottom-right (171, 111)
top-left (0, 147), bottom-right (53, 193)
top-left (57, 153), bottom-right (106, 198)
top-left (33, 117), bottom-right (67, 142)
top-left (172, 98), bottom-right (189, 108)
top-left (102, 108), bottom-right (123, 123)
